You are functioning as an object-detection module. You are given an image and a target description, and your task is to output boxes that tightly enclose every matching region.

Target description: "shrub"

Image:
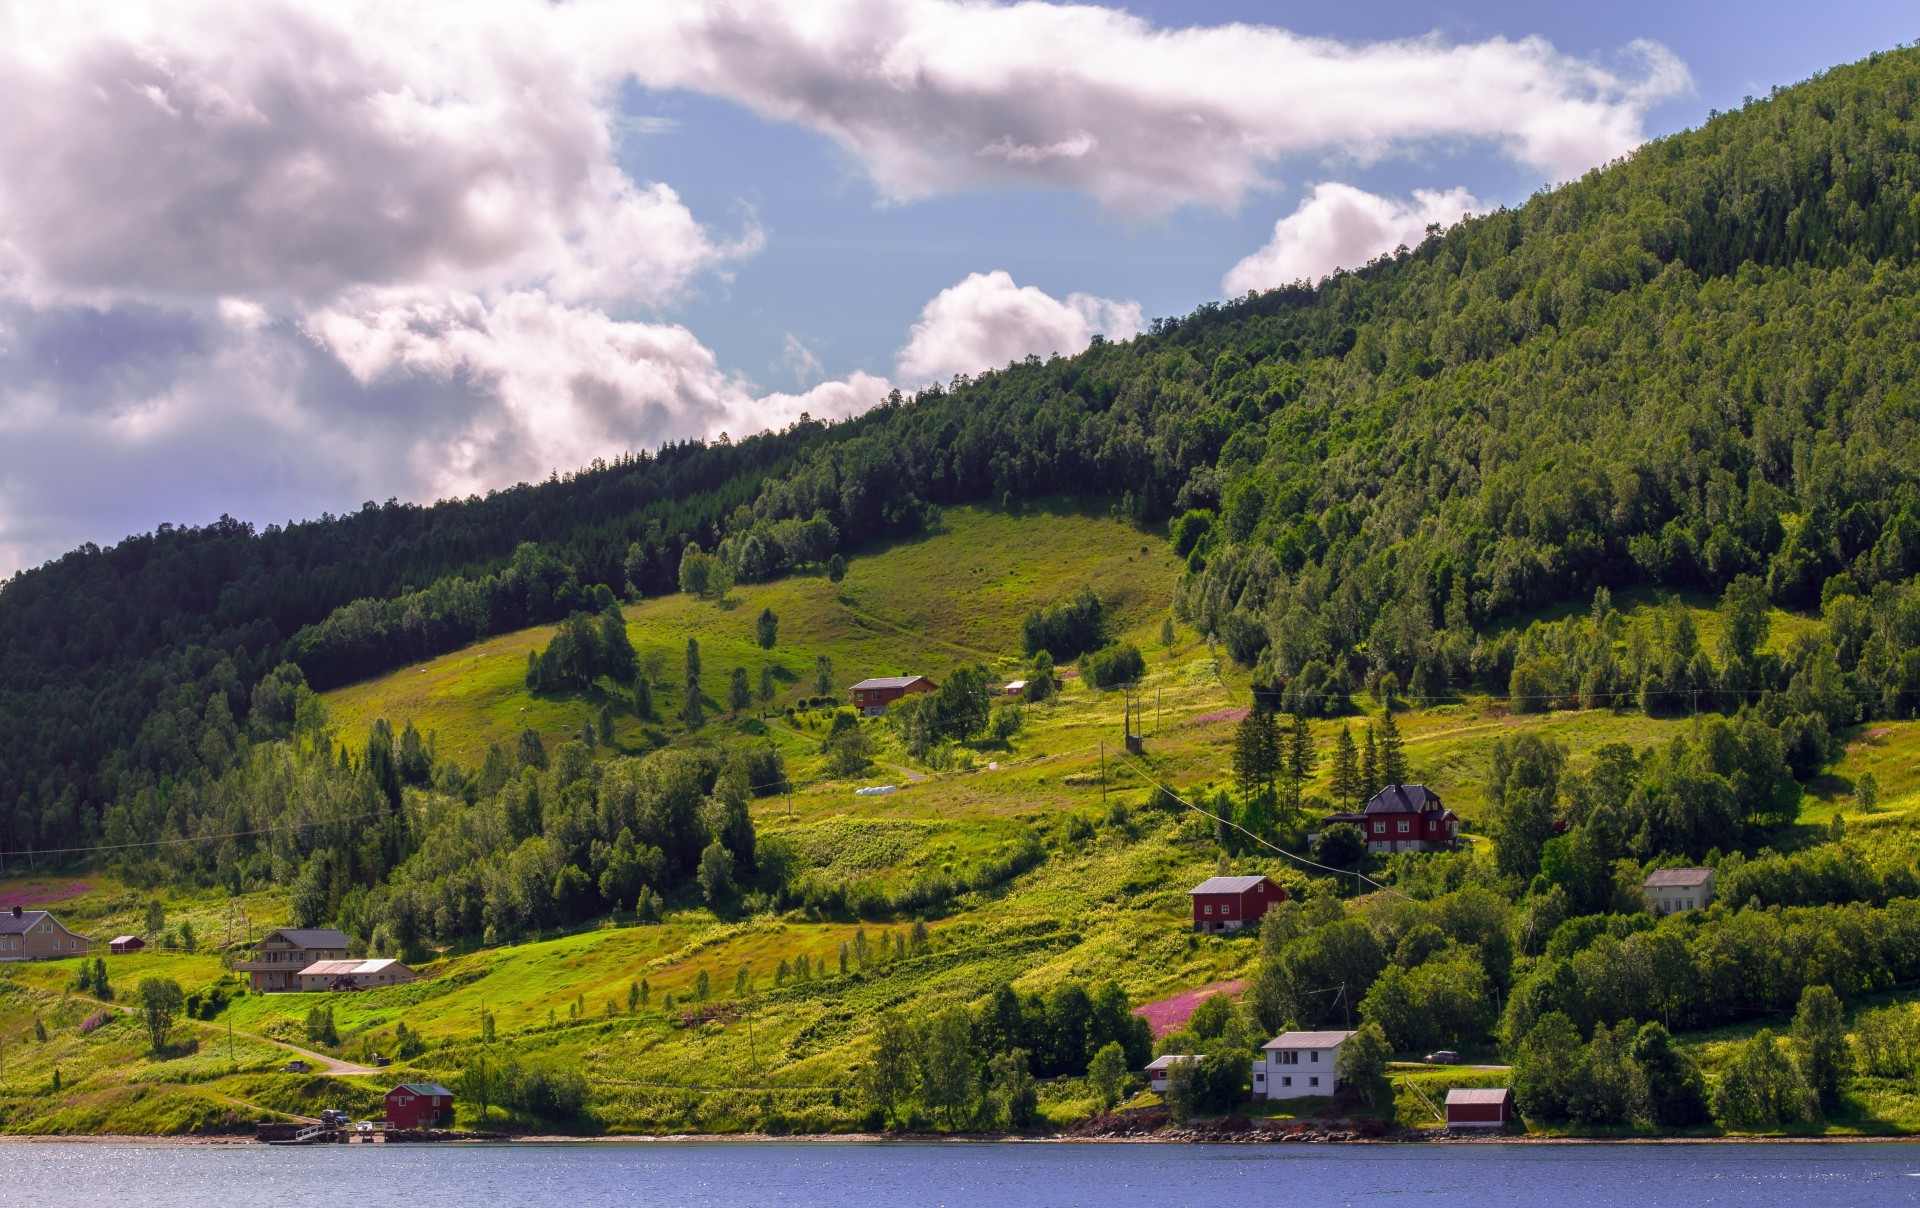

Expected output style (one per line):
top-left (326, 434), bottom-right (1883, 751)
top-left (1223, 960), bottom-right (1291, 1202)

top-left (1081, 643), bottom-right (1145, 688)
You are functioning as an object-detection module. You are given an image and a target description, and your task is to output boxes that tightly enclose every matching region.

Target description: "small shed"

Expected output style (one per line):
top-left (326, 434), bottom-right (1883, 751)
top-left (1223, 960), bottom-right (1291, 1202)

top-left (385, 1082), bottom-right (455, 1130)
top-left (1445, 1087), bottom-right (1515, 1128)
top-left (1003, 679), bottom-right (1028, 697)
top-left (1187, 875), bottom-right (1286, 933)
top-left (109, 935), bottom-right (146, 955)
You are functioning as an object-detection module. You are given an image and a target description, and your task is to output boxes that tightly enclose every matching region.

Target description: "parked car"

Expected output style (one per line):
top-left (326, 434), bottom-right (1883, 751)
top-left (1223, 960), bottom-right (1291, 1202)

top-left (280, 1060), bottom-right (312, 1074)
top-left (1425, 1050), bottom-right (1462, 1065)
top-left (320, 1109), bottom-right (350, 1127)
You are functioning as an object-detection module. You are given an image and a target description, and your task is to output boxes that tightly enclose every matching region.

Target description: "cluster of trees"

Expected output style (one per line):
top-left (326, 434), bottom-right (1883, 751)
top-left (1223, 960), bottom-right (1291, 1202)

top-left (456, 1053), bottom-right (592, 1124)
top-left (523, 602), bottom-right (639, 693)
top-left (1021, 587), bottom-right (1105, 660)
top-left (859, 981), bottom-right (1151, 1129)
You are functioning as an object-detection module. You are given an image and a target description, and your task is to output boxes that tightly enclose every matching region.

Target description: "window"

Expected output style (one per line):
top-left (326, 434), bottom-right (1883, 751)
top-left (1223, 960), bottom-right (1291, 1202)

top-left (1203, 905), bottom-right (1213, 915)
top-left (1310, 1051), bottom-right (1319, 1062)
top-left (1397, 820), bottom-right (1409, 834)
top-left (1281, 1077), bottom-right (1292, 1087)
top-left (1310, 1077), bottom-right (1320, 1088)
top-left (1686, 899), bottom-right (1694, 910)
top-left (1373, 822), bottom-right (1385, 834)
top-left (1277, 1051), bottom-right (1298, 1065)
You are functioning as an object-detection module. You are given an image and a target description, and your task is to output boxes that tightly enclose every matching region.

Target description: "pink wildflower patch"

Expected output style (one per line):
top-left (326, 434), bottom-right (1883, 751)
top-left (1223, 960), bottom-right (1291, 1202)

top-left (79, 1010), bottom-right (111, 1035)
top-left (1132, 980), bottom-right (1246, 1038)
top-left (0, 882), bottom-right (91, 910)
top-left (1190, 707), bottom-right (1249, 726)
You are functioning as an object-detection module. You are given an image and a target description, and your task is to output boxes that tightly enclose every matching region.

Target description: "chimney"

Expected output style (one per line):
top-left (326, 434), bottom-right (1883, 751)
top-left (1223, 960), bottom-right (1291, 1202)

top-left (11, 905), bottom-right (20, 918)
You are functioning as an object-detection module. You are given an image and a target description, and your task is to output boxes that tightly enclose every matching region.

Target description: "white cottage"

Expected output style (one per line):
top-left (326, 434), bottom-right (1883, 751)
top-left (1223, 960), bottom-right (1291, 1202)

top-left (1252, 1029), bottom-right (1354, 1100)
top-left (1643, 867), bottom-right (1714, 915)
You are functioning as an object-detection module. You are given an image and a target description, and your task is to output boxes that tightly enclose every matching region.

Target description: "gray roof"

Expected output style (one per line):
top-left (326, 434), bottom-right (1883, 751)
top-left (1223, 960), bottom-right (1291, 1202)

top-left (0, 910), bottom-right (49, 935)
top-left (1644, 867), bottom-right (1714, 888)
top-left (1263, 1030), bottom-right (1356, 1050)
top-left (851, 676), bottom-right (931, 690)
top-left (1446, 1088), bottom-right (1513, 1105)
top-left (394, 1082), bottom-right (454, 1097)
top-left (1144, 1055), bottom-right (1197, 1070)
top-left (262, 928), bottom-right (351, 949)
top-left (1187, 875), bottom-right (1274, 895)
top-left (1364, 784), bottom-right (1446, 815)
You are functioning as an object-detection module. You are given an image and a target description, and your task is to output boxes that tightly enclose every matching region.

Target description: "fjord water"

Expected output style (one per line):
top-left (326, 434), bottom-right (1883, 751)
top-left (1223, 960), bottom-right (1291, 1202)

top-left (7, 1142), bottom-right (1920, 1207)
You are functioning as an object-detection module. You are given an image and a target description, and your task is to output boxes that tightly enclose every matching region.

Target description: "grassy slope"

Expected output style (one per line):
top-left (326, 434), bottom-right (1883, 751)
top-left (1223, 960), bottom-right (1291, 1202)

top-left (4, 502), bottom-right (1916, 1135)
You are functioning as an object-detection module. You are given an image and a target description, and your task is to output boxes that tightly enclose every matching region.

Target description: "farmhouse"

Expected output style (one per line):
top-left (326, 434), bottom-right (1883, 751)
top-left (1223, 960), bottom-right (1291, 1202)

top-left (296, 957), bottom-right (417, 992)
top-left (0, 906), bottom-right (88, 961)
top-left (1322, 784), bottom-right (1460, 854)
top-left (385, 1082), bottom-right (455, 1130)
top-left (1144, 1054), bottom-right (1195, 1094)
top-left (1446, 1087), bottom-right (1516, 1128)
top-left (1644, 867), bottom-right (1715, 914)
top-left (849, 675), bottom-right (937, 716)
top-left (1252, 1030), bottom-right (1354, 1099)
top-left (108, 935), bottom-right (145, 955)
top-left (235, 927), bottom-right (351, 992)
top-left (1186, 875), bottom-right (1286, 933)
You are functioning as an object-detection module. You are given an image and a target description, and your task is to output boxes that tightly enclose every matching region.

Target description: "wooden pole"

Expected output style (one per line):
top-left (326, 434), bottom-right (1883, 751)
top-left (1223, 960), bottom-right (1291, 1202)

top-left (1100, 740), bottom-right (1107, 805)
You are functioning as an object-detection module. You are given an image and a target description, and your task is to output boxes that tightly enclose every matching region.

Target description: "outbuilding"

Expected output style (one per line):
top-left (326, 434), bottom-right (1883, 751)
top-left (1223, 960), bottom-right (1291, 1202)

top-left (1187, 874), bottom-right (1286, 933)
top-left (1144, 1054), bottom-right (1195, 1094)
top-left (108, 935), bottom-right (146, 955)
top-left (385, 1082), bottom-right (455, 1130)
top-left (1445, 1087), bottom-right (1515, 1128)
top-left (850, 675), bottom-right (937, 716)
top-left (296, 957), bottom-right (418, 992)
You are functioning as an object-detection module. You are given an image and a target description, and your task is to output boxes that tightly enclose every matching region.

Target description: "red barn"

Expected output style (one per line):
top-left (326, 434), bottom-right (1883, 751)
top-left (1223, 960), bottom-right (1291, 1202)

top-left (108, 935), bottom-right (145, 955)
top-left (1186, 875), bottom-right (1286, 933)
top-left (385, 1082), bottom-right (455, 1130)
top-left (850, 675), bottom-right (937, 716)
top-left (1446, 1087), bottom-right (1515, 1128)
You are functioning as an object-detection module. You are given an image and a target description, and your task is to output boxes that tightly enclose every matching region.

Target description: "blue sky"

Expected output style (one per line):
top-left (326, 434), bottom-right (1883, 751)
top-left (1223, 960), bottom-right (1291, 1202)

top-left (0, 1), bottom-right (1913, 575)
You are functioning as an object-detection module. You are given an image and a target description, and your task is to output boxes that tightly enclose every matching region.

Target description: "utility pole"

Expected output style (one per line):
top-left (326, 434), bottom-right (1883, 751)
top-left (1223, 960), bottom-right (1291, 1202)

top-left (227, 1018), bottom-right (235, 1066)
top-left (1100, 739), bottom-right (1107, 805)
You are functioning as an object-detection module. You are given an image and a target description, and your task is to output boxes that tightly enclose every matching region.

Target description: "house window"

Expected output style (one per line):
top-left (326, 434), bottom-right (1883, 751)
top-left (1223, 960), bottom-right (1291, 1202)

top-left (1397, 821), bottom-right (1409, 834)
top-left (1310, 1052), bottom-right (1319, 1062)
top-left (1373, 822), bottom-right (1385, 834)
top-left (1204, 905), bottom-right (1213, 915)
top-left (1686, 899), bottom-right (1694, 910)
top-left (1281, 1077), bottom-right (1291, 1087)
top-left (1277, 1051), bottom-right (1297, 1065)
top-left (1310, 1077), bottom-right (1320, 1088)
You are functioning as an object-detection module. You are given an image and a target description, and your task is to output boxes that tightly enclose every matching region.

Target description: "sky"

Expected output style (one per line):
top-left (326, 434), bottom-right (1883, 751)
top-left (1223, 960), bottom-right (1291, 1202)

top-left (0, 1), bottom-right (1913, 577)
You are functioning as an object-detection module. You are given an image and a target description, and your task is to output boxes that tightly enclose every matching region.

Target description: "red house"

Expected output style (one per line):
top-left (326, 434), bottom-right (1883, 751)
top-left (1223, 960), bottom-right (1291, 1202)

top-left (1323, 784), bottom-right (1460, 855)
top-left (1446, 1087), bottom-right (1515, 1128)
top-left (850, 675), bottom-right (937, 716)
top-left (108, 935), bottom-right (145, 955)
top-left (1187, 875), bottom-right (1286, 933)
top-left (385, 1082), bottom-right (455, 1130)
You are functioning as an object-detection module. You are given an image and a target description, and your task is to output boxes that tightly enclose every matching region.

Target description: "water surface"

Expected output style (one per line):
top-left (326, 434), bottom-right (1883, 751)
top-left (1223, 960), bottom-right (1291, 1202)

top-left (6, 1140), bottom-right (1920, 1207)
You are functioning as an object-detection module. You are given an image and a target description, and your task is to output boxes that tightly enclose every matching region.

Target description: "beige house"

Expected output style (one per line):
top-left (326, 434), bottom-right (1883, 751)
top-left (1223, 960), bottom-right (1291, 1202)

top-left (235, 927), bottom-right (351, 991)
top-left (296, 957), bottom-right (417, 993)
top-left (0, 907), bottom-right (88, 961)
top-left (1644, 867), bottom-right (1715, 915)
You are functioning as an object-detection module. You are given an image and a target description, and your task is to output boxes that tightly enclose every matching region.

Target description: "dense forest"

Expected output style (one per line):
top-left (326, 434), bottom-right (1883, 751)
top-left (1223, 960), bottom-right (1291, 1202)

top-left (9, 46), bottom-right (1920, 894)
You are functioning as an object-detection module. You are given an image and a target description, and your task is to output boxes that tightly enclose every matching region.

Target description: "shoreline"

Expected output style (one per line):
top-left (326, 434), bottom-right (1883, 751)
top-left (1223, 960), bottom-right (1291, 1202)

top-left (5, 1130), bottom-right (1920, 1147)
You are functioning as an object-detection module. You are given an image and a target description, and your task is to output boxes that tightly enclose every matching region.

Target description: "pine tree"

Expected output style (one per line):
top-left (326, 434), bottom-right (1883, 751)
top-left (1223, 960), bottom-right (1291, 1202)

top-left (1360, 725), bottom-right (1381, 802)
top-left (633, 676), bottom-right (654, 720)
top-left (682, 639), bottom-right (705, 729)
top-left (758, 665), bottom-right (777, 708)
top-left (1330, 724), bottom-right (1360, 809)
top-left (598, 702), bottom-right (615, 749)
top-left (756, 607), bottom-right (779, 650)
top-left (730, 666), bottom-right (752, 713)
top-left (1232, 713), bottom-right (1267, 803)
top-left (814, 654), bottom-right (834, 696)
top-left (1285, 713), bottom-right (1316, 780)
top-left (1378, 709), bottom-right (1406, 787)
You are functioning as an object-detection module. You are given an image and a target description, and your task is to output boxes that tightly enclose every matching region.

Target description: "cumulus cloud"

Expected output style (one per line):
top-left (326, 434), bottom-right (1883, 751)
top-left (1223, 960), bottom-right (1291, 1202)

top-left (896, 271), bottom-right (1141, 384)
top-left (1224, 183), bottom-right (1483, 294)
top-left (606, 3), bottom-right (1689, 214)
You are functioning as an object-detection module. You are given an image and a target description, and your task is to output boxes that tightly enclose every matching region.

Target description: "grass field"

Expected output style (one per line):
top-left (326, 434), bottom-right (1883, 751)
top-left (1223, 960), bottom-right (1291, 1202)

top-left (6, 500), bottom-right (1911, 1138)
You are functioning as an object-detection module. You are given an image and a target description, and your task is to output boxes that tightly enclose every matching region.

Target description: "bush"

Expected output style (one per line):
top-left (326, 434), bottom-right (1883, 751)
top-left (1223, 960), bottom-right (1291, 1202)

top-left (1022, 587), bottom-right (1105, 660)
top-left (1081, 643), bottom-right (1145, 688)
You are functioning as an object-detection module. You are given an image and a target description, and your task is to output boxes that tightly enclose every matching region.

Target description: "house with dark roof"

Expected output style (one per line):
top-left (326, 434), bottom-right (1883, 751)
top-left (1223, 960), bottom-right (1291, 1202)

top-left (0, 906), bottom-right (88, 962)
top-left (235, 927), bottom-right (351, 992)
top-left (1644, 867), bottom-right (1715, 914)
top-left (1322, 784), bottom-right (1460, 855)
top-left (850, 675), bottom-right (937, 716)
top-left (1186, 874), bottom-right (1286, 933)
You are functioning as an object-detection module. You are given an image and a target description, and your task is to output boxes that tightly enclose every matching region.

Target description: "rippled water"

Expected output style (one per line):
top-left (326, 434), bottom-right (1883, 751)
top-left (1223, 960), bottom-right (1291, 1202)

top-left (6, 1140), bottom-right (1920, 1207)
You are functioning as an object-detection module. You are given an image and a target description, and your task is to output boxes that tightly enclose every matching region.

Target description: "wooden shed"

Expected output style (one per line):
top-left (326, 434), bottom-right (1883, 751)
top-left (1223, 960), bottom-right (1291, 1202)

top-left (108, 935), bottom-right (146, 954)
top-left (385, 1082), bottom-right (455, 1130)
top-left (1445, 1086), bottom-right (1515, 1128)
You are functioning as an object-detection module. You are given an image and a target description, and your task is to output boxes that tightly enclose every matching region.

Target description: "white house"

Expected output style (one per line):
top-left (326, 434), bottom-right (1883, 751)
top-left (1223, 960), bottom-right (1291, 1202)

top-left (1252, 1030), bottom-right (1354, 1100)
top-left (1144, 1054), bottom-right (1195, 1094)
top-left (1643, 867), bottom-right (1715, 915)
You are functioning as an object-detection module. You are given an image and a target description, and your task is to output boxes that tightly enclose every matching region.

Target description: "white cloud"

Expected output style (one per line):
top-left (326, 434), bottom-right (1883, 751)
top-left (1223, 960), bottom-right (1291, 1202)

top-left (604, 1), bottom-right (1689, 214)
top-left (896, 271), bottom-right (1140, 384)
top-left (1224, 184), bottom-right (1483, 294)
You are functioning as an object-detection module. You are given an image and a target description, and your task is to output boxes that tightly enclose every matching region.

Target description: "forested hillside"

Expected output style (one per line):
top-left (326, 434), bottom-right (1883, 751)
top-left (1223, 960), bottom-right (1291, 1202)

top-left (8, 45), bottom-right (1920, 864)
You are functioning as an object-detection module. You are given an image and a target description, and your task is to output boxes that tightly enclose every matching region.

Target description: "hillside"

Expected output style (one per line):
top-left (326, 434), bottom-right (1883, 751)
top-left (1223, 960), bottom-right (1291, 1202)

top-left (9, 45), bottom-right (1920, 1140)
